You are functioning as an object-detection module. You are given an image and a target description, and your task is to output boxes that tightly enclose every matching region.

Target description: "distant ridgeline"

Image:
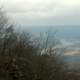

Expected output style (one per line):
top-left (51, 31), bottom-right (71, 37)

top-left (22, 25), bottom-right (80, 40)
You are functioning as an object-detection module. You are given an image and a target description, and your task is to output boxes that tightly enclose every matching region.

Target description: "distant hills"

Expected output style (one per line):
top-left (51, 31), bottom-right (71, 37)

top-left (21, 25), bottom-right (80, 40)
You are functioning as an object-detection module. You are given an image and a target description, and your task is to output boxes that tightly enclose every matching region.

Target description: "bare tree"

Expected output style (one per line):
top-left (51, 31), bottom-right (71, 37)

top-left (0, 7), bottom-right (79, 80)
top-left (0, 8), bottom-right (17, 55)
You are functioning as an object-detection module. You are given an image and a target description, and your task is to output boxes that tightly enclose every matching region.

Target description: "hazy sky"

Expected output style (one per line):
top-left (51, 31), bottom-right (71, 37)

top-left (1, 0), bottom-right (80, 26)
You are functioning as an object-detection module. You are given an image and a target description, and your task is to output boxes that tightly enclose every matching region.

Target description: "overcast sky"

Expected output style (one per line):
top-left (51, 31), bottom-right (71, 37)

top-left (1, 0), bottom-right (80, 26)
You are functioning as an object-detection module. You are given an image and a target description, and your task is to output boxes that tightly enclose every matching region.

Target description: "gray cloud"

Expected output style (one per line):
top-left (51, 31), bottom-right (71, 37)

top-left (2, 0), bottom-right (80, 26)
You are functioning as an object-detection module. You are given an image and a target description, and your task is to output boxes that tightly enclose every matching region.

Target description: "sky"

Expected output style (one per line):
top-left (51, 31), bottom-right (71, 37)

top-left (1, 0), bottom-right (80, 26)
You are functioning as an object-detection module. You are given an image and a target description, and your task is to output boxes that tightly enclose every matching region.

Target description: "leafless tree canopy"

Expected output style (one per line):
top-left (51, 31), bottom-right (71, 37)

top-left (0, 8), bottom-right (80, 80)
